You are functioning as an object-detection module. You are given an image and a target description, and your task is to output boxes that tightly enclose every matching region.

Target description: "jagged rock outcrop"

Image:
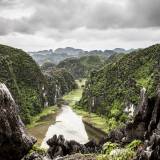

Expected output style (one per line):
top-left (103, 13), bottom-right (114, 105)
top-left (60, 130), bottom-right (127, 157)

top-left (0, 83), bottom-right (36, 160)
top-left (47, 135), bottom-right (102, 159)
top-left (103, 86), bottom-right (160, 160)
top-left (134, 87), bottom-right (160, 160)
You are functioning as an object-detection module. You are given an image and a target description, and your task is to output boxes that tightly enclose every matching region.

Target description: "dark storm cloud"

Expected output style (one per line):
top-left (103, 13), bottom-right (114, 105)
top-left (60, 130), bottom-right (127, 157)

top-left (0, 0), bottom-right (160, 35)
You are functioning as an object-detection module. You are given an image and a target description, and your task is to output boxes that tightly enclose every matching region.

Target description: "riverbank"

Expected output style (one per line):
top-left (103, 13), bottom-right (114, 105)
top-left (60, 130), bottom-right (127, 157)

top-left (71, 106), bottom-right (109, 134)
top-left (27, 106), bottom-right (58, 128)
top-left (26, 106), bottom-right (59, 146)
top-left (27, 78), bottom-right (109, 146)
top-left (63, 79), bottom-right (109, 134)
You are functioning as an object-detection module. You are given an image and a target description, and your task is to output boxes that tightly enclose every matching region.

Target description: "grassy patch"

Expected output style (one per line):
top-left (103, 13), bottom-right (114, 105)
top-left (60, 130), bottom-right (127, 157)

top-left (72, 106), bottom-right (124, 133)
top-left (63, 79), bottom-right (86, 106)
top-left (26, 106), bottom-right (58, 128)
top-left (63, 88), bottom-right (83, 106)
top-left (73, 106), bottom-right (109, 133)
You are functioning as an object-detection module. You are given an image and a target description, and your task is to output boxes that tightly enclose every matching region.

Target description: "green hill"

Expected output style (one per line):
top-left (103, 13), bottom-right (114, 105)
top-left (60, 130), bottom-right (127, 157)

top-left (0, 44), bottom-right (78, 124)
top-left (44, 68), bottom-right (77, 105)
top-left (57, 55), bottom-right (103, 78)
top-left (0, 44), bottom-right (46, 124)
top-left (79, 44), bottom-right (160, 122)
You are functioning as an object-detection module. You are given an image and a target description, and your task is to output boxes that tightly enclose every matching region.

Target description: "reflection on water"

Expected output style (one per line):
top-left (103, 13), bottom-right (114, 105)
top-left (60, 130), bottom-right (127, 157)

top-left (41, 105), bottom-right (89, 149)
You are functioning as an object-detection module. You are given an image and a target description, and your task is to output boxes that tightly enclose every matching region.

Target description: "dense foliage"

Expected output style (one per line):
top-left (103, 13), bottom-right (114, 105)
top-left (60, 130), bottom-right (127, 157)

top-left (0, 44), bottom-right (77, 124)
top-left (0, 44), bottom-right (46, 124)
top-left (57, 55), bottom-right (103, 78)
top-left (79, 44), bottom-right (160, 122)
top-left (41, 62), bottom-right (56, 71)
top-left (44, 68), bottom-right (77, 106)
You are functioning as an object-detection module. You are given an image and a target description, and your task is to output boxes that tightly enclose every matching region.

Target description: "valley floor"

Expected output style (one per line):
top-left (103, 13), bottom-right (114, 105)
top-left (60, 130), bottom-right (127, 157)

top-left (63, 79), bottom-right (110, 134)
top-left (27, 78), bottom-right (110, 146)
top-left (27, 106), bottom-right (59, 146)
top-left (26, 79), bottom-right (139, 160)
top-left (27, 78), bottom-right (124, 148)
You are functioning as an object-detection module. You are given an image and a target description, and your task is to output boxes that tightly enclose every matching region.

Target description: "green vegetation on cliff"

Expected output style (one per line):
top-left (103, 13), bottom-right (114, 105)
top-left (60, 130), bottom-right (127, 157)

top-left (57, 55), bottom-right (103, 78)
top-left (63, 79), bottom-right (114, 133)
top-left (41, 62), bottom-right (56, 71)
top-left (79, 44), bottom-right (160, 123)
top-left (0, 44), bottom-right (77, 125)
top-left (97, 140), bottom-right (142, 160)
top-left (0, 44), bottom-right (46, 124)
top-left (44, 68), bottom-right (77, 106)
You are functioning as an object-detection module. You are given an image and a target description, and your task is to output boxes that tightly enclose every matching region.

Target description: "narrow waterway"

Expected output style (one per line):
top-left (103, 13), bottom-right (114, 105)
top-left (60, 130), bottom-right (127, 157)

top-left (27, 79), bottom-right (106, 149)
top-left (41, 105), bottom-right (89, 148)
top-left (28, 104), bottom-right (105, 149)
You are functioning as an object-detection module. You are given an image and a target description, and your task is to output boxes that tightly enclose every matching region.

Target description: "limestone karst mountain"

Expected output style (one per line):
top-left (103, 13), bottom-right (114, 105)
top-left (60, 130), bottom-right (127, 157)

top-left (0, 83), bottom-right (36, 160)
top-left (29, 47), bottom-right (135, 65)
top-left (0, 44), bottom-right (46, 124)
top-left (0, 44), bottom-right (77, 124)
top-left (79, 44), bottom-right (160, 128)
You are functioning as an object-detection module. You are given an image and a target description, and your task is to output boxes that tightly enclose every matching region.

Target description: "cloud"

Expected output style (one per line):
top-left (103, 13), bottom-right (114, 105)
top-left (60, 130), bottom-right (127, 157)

top-left (0, 0), bottom-right (160, 36)
top-left (0, 0), bottom-right (160, 50)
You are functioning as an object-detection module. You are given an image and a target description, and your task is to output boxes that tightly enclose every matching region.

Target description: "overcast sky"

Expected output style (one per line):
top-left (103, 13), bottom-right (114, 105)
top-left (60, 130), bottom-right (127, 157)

top-left (0, 0), bottom-right (160, 51)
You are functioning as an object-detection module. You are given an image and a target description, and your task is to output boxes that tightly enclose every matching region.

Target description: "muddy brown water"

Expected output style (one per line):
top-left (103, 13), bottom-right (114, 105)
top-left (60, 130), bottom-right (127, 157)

top-left (27, 105), bottom-right (106, 148)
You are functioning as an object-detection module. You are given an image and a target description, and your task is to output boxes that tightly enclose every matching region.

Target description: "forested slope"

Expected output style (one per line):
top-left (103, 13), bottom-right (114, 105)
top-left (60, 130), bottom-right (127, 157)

top-left (57, 55), bottom-right (103, 78)
top-left (0, 44), bottom-right (77, 124)
top-left (0, 44), bottom-right (46, 124)
top-left (79, 44), bottom-right (160, 123)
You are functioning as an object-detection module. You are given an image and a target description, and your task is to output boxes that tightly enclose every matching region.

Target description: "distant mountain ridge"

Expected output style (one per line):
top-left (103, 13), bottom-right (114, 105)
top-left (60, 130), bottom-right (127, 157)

top-left (54, 47), bottom-right (84, 56)
top-left (28, 47), bottom-right (135, 65)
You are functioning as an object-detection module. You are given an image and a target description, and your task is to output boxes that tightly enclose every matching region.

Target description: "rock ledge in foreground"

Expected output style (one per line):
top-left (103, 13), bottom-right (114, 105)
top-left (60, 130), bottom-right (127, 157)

top-left (0, 83), bottom-right (36, 160)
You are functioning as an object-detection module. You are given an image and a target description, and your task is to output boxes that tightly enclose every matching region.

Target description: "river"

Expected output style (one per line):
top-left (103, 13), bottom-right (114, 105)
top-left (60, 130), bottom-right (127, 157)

top-left (28, 105), bottom-right (105, 149)
top-left (41, 105), bottom-right (88, 148)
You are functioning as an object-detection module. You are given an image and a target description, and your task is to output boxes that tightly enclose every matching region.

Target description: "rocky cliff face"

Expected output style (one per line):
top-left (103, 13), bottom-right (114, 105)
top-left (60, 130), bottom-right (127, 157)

top-left (101, 84), bottom-right (160, 160)
top-left (127, 86), bottom-right (160, 159)
top-left (44, 68), bottom-right (77, 106)
top-left (0, 83), bottom-right (36, 160)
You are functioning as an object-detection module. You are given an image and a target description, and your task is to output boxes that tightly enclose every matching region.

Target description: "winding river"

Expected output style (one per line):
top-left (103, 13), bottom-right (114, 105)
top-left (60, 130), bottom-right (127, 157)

top-left (27, 80), bottom-right (105, 149)
top-left (28, 105), bottom-right (105, 149)
top-left (41, 105), bottom-right (88, 148)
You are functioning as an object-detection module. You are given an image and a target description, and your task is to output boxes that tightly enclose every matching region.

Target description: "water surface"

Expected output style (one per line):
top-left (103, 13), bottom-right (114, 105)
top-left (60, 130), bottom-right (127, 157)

top-left (41, 105), bottom-right (88, 148)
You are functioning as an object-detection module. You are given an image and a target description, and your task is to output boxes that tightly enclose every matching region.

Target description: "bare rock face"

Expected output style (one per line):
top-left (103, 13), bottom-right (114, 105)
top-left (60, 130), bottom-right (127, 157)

top-left (0, 83), bottom-right (36, 160)
top-left (101, 86), bottom-right (160, 160)
top-left (135, 88), bottom-right (160, 160)
top-left (110, 87), bottom-right (160, 160)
